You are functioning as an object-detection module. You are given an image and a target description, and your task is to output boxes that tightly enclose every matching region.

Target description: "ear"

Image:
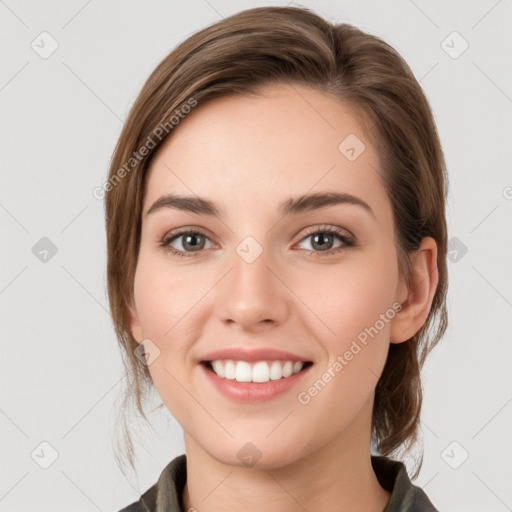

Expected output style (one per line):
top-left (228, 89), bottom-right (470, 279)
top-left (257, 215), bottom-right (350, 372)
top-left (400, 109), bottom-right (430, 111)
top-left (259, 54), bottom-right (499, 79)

top-left (128, 298), bottom-right (144, 345)
top-left (390, 237), bottom-right (439, 344)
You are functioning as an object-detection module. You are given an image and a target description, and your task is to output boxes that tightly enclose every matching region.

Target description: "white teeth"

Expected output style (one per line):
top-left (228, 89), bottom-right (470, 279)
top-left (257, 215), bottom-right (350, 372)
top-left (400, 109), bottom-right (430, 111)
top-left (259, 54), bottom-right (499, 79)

top-left (208, 359), bottom-right (306, 383)
top-left (252, 361), bottom-right (270, 383)
top-left (282, 361), bottom-right (293, 378)
top-left (235, 361), bottom-right (252, 382)
top-left (211, 361), bottom-right (225, 378)
top-left (269, 361), bottom-right (282, 380)
top-left (224, 360), bottom-right (236, 380)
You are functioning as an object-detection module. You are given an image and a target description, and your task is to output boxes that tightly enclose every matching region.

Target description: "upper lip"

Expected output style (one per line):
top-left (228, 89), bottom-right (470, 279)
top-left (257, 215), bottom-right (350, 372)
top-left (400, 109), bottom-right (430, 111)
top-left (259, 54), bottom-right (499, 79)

top-left (200, 347), bottom-right (312, 363)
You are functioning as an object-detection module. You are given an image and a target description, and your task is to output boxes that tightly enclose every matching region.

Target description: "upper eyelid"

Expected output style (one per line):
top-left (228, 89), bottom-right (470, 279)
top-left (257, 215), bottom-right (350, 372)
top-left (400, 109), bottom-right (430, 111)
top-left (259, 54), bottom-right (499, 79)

top-left (163, 225), bottom-right (352, 247)
top-left (162, 227), bottom-right (215, 244)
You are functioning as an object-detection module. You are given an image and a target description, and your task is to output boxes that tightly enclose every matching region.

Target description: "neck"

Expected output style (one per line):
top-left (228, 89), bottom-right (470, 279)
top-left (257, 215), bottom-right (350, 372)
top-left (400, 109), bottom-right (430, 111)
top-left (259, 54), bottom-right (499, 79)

top-left (181, 400), bottom-right (391, 512)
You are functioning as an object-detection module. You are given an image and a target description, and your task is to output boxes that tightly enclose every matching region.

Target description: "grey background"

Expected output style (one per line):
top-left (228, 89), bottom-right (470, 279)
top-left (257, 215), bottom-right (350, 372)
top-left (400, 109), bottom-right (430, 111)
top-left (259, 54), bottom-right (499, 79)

top-left (1, 0), bottom-right (511, 511)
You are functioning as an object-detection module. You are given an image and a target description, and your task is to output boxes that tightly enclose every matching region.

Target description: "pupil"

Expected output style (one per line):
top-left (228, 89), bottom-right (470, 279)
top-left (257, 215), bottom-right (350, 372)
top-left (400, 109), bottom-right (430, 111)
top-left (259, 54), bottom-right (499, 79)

top-left (313, 233), bottom-right (331, 251)
top-left (185, 234), bottom-right (203, 251)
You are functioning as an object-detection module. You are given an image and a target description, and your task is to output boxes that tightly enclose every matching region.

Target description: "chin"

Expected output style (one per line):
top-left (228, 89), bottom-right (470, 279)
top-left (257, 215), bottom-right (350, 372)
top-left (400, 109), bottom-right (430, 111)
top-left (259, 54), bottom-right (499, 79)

top-left (202, 438), bottom-right (305, 471)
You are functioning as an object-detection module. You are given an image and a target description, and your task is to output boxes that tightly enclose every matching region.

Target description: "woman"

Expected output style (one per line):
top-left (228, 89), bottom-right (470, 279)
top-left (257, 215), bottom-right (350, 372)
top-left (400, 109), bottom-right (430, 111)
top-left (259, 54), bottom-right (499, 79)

top-left (106, 6), bottom-right (448, 511)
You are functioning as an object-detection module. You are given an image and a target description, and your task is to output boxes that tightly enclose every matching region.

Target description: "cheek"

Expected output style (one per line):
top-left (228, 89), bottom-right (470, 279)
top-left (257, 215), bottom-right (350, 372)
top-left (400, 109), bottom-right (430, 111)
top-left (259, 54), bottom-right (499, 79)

top-left (132, 249), bottom-right (216, 393)
top-left (290, 262), bottom-right (397, 428)
top-left (293, 252), bottom-right (398, 347)
top-left (133, 248), bottom-right (205, 339)
top-left (132, 251), bottom-right (205, 412)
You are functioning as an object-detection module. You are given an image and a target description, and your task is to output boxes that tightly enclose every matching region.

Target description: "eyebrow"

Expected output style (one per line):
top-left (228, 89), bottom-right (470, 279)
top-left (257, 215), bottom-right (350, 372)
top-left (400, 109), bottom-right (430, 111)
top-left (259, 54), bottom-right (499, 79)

top-left (145, 191), bottom-right (375, 220)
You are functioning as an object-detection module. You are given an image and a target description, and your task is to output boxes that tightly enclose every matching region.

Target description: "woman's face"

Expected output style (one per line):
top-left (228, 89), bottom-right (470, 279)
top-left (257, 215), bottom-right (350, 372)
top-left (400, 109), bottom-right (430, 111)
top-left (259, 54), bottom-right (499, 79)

top-left (130, 83), bottom-right (409, 467)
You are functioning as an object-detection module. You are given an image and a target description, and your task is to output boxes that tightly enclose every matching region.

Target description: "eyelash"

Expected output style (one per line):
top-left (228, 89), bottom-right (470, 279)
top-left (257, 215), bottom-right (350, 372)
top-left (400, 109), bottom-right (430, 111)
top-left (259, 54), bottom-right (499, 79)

top-left (159, 224), bottom-right (355, 259)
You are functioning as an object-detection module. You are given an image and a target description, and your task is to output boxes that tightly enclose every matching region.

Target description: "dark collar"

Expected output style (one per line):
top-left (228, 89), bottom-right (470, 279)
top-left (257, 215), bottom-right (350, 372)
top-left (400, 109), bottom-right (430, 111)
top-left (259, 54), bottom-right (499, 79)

top-left (371, 456), bottom-right (440, 511)
top-left (119, 454), bottom-right (439, 511)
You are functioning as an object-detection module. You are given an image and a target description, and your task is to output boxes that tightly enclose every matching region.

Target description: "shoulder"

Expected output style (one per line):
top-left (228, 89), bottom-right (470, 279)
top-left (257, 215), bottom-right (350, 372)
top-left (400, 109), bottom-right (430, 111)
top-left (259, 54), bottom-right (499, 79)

top-left (117, 483), bottom-right (157, 512)
top-left (116, 454), bottom-right (187, 512)
top-left (371, 455), bottom-right (441, 512)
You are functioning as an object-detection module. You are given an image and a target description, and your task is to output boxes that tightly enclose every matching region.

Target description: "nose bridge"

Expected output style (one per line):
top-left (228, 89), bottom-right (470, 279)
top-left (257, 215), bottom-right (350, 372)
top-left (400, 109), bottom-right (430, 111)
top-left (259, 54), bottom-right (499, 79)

top-left (217, 234), bottom-right (288, 327)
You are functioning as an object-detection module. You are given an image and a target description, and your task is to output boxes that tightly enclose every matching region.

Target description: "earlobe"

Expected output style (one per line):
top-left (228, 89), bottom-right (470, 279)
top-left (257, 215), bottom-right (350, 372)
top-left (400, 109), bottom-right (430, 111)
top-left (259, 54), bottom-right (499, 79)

top-left (390, 237), bottom-right (439, 344)
top-left (128, 300), bottom-right (144, 344)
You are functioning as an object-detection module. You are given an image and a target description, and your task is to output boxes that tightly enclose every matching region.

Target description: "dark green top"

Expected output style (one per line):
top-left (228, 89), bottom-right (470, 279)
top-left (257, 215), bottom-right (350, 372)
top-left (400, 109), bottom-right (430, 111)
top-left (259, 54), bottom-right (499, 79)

top-left (118, 454), bottom-right (439, 511)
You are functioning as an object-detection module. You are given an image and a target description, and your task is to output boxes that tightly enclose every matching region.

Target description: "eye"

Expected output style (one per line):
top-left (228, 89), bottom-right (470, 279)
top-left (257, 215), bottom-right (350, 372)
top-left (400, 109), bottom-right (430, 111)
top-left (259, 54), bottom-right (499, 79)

top-left (295, 224), bottom-right (355, 256)
top-left (160, 224), bottom-right (356, 259)
top-left (160, 229), bottom-right (214, 258)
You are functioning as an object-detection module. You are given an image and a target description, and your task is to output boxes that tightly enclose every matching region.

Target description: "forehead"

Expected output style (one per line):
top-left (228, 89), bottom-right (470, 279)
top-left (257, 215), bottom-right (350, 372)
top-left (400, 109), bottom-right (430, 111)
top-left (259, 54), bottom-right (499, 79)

top-left (143, 83), bottom-right (390, 224)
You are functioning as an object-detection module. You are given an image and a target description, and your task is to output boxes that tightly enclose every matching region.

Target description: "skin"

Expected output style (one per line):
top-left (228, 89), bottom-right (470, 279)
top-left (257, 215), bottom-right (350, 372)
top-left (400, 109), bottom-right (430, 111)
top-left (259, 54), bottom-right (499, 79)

top-left (129, 83), bottom-right (439, 512)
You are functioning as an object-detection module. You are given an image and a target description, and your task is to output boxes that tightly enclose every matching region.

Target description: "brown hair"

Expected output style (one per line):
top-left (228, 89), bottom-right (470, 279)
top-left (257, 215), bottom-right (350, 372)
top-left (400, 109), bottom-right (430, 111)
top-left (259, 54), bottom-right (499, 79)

top-left (105, 5), bottom-right (448, 480)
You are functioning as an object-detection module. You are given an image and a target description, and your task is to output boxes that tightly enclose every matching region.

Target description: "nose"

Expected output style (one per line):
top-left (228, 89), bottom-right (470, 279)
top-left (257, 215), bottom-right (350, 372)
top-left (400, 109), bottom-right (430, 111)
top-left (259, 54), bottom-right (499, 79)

top-left (215, 241), bottom-right (290, 332)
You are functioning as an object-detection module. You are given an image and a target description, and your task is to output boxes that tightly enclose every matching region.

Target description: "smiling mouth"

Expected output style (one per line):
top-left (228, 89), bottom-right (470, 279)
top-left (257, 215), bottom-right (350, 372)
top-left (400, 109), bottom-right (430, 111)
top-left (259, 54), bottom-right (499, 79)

top-left (201, 359), bottom-right (314, 383)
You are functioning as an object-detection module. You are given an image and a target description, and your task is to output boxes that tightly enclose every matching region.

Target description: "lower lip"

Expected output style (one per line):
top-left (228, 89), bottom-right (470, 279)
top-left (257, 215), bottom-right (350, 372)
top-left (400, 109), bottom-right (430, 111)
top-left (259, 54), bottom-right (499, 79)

top-left (200, 363), bottom-right (313, 403)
